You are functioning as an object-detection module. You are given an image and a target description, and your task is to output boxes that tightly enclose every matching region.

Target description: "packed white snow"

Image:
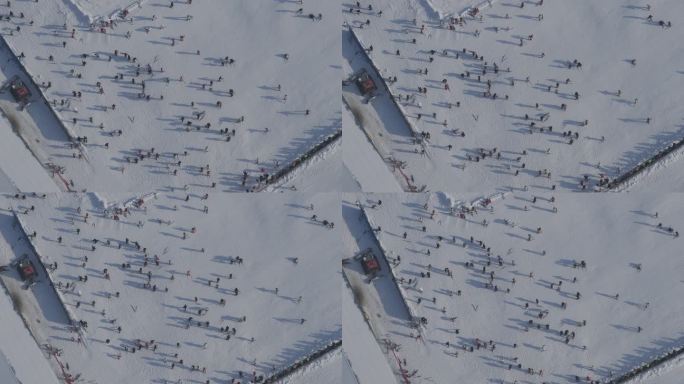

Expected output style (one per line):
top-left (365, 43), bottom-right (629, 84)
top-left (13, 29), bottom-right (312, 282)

top-left (343, 190), bottom-right (684, 383)
top-left (0, 0), bottom-right (342, 192)
top-left (343, 0), bottom-right (684, 192)
top-left (0, 191), bottom-right (341, 384)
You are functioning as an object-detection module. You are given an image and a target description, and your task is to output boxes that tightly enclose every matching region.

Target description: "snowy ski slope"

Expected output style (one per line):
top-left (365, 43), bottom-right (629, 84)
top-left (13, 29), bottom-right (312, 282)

top-left (0, 0), bottom-right (342, 192)
top-left (343, 190), bottom-right (684, 383)
top-left (343, 0), bottom-right (684, 192)
top-left (0, 191), bottom-right (341, 384)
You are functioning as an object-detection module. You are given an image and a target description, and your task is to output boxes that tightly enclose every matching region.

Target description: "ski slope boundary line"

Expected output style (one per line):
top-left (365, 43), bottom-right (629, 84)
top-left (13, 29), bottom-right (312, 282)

top-left (259, 129), bottom-right (341, 192)
top-left (263, 339), bottom-right (342, 384)
top-left (607, 135), bottom-right (684, 191)
top-left (606, 341), bottom-right (684, 384)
